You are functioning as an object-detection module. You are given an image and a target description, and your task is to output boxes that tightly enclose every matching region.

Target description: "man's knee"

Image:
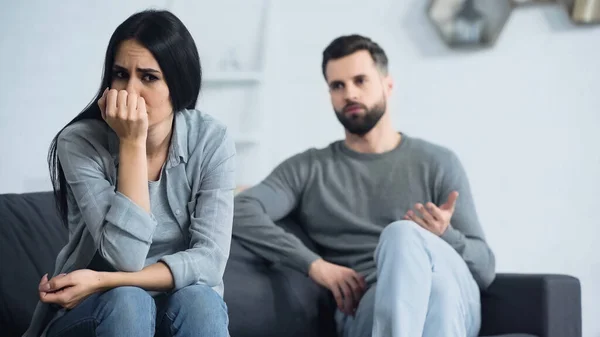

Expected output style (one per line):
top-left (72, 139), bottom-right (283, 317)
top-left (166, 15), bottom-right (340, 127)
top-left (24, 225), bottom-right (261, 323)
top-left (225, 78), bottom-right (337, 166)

top-left (378, 220), bottom-right (428, 251)
top-left (98, 286), bottom-right (155, 321)
top-left (381, 220), bottom-right (424, 240)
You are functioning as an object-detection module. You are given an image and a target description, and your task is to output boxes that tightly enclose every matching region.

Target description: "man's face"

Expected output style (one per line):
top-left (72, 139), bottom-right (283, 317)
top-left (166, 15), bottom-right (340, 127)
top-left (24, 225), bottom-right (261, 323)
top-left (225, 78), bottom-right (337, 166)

top-left (325, 50), bottom-right (392, 136)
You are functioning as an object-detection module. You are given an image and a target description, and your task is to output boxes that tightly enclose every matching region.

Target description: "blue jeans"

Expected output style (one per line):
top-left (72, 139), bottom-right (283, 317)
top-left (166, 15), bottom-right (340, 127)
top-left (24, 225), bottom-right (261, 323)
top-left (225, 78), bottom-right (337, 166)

top-left (45, 284), bottom-right (229, 337)
top-left (335, 220), bottom-right (481, 337)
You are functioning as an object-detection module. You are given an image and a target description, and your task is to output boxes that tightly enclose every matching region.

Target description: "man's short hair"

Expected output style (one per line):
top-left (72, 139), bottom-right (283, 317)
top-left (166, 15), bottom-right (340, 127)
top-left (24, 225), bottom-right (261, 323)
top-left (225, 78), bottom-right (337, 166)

top-left (321, 34), bottom-right (389, 79)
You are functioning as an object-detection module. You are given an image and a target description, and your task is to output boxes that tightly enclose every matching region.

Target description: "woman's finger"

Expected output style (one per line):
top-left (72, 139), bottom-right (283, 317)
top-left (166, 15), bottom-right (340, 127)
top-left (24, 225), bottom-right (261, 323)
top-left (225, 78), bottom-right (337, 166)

top-left (106, 89), bottom-right (118, 118)
top-left (117, 90), bottom-right (128, 119)
top-left (98, 88), bottom-right (108, 119)
top-left (127, 92), bottom-right (138, 119)
top-left (46, 273), bottom-right (71, 292)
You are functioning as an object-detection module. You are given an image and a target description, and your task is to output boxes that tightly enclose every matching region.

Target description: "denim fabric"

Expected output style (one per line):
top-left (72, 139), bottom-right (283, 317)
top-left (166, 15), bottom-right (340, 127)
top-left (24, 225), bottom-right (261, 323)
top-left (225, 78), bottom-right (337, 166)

top-left (46, 285), bottom-right (228, 337)
top-left (335, 220), bottom-right (481, 337)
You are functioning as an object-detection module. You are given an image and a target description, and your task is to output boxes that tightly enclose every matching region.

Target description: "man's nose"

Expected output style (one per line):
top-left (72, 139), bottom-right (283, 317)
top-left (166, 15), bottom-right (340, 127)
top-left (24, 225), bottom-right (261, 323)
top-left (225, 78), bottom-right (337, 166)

top-left (343, 84), bottom-right (359, 101)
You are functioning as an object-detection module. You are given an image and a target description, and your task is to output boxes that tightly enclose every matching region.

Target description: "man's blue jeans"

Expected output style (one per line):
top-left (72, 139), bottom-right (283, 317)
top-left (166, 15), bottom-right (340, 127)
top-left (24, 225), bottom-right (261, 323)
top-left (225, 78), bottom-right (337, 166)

top-left (45, 284), bottom-right (228, 337)
top-left (335, 220), bottom-right (482, 337)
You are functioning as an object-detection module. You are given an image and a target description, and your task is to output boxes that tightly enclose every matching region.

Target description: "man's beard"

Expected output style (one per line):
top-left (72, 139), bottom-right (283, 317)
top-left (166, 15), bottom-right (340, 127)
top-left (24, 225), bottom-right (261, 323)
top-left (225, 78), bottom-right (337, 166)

top-left (334, 97), bottom-right (386, 136)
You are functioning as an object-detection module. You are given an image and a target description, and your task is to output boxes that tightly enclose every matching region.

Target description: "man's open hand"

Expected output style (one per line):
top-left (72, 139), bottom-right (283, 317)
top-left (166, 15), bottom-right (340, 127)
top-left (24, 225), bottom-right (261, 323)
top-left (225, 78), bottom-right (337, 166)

top-left (404, 191), bottom-right (459, 236)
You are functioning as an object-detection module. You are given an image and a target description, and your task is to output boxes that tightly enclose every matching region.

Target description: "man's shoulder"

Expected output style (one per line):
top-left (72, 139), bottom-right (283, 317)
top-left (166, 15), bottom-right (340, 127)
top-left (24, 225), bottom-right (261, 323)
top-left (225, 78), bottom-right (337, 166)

top-left (278, 140), bottom-right (340, 168)
top-left (404, 134), bottom-right (458, 163)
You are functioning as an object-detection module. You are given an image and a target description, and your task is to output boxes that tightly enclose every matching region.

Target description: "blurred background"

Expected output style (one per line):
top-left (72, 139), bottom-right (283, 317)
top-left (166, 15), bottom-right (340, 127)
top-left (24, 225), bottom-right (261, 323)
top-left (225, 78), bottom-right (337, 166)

top-left (0, 0), bottom-right (598, 336)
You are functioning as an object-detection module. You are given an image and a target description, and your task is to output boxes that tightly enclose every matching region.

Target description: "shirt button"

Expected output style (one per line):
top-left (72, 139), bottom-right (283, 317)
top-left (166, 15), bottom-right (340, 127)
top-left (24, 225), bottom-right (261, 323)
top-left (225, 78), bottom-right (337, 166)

top-left (175, 209), bottom-right (181, 215)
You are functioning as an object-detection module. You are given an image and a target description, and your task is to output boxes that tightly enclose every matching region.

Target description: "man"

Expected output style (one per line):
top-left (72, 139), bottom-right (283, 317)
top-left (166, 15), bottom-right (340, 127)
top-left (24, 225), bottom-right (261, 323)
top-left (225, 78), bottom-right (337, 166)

top-left (232, 34), bottom-right (495, 337)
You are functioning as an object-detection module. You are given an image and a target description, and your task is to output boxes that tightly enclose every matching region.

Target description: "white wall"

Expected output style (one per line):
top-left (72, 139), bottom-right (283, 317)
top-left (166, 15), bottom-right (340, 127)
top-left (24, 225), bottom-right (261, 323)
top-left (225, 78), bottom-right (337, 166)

top-left (261, 1), bottom-right (600, 336)
top-left (1, 0), bottom-right (599, 336)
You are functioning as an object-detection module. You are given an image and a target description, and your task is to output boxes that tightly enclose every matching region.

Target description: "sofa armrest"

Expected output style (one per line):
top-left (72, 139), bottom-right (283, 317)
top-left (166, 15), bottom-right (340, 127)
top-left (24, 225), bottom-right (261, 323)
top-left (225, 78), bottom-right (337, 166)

top-left (479, 273), bottom-right (581, 337)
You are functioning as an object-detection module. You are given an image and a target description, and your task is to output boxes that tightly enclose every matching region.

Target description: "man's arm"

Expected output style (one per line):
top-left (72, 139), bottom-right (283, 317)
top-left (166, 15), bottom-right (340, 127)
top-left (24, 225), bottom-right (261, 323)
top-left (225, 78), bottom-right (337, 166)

top-left (232, 150), bottom-right (322, 274)
top-left (437, 151), bottom-right (496, 289)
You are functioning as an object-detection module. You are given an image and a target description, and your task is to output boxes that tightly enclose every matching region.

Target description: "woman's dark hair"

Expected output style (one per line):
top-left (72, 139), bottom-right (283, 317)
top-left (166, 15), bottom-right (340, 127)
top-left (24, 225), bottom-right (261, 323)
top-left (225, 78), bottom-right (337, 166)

top-left (48, 9), bottom-right (202, 225)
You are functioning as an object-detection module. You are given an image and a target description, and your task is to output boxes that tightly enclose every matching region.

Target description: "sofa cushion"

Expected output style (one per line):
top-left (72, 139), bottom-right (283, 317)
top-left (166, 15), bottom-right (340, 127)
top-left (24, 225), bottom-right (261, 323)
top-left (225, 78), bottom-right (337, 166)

top-left (224, 213), bottom-right (336, 337)
top-left (0, 192), bottom-right (68, 337)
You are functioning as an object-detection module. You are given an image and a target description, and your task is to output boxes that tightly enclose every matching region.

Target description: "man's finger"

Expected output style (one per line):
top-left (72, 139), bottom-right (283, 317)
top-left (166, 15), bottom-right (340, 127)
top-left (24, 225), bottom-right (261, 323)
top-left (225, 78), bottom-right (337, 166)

top-left (407, 211), bottom-right (429, 229)
top-left (345, 274), bottom-right (363, 300)
top-left (425, 202), bottom-right (443, 221)
top-left (442, 191), bottom-right (459, 211)
top-left (331, 286), bottom-right (346, 313)
top-left (338, 281), bottom-right (354, 314)
top-left (416, 203), bottom-right (436, 225)
top-left (353, 273), bottom-right (367, 291)
top-left (345, 277), bottom-right (363, 310)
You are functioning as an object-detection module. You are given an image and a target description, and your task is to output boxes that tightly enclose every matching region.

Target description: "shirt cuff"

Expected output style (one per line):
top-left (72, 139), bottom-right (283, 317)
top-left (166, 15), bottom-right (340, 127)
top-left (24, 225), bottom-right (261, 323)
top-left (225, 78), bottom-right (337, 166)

top-left (440, 224), bottom-right (464, 247)
top-left (288, 245), bottom-right (322, 275)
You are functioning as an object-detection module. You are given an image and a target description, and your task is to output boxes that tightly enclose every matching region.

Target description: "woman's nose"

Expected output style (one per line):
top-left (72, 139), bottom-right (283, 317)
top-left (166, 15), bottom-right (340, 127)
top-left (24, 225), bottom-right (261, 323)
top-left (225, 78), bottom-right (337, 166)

top-left (126, 79), bottom-right (140, 95)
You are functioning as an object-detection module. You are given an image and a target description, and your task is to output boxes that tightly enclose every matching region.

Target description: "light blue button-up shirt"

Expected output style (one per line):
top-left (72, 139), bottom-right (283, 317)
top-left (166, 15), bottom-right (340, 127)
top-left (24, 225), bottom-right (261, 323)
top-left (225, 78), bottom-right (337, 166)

top-left (23, 109), bottom-right (236, 337)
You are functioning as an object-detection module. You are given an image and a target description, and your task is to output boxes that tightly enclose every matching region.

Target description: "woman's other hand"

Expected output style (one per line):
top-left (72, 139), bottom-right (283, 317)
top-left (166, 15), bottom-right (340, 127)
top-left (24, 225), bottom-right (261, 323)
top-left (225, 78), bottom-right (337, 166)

top-left (39, 269), bottom-right (103, 309)
top-left (98, 88), bottom-right (148, 144)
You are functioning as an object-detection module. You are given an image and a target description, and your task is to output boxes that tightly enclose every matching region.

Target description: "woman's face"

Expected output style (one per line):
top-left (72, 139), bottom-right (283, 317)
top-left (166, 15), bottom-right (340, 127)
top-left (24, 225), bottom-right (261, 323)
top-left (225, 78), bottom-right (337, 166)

top-left (110, 39), bottom-right (173, 127)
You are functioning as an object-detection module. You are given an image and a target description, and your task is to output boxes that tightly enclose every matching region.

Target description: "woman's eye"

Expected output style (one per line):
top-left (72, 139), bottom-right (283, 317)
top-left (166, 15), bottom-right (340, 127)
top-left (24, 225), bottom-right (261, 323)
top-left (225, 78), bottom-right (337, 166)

top-left (113, 71), bottom-right (127, 79)
top-left (142, 74), bottom-right (158, 82)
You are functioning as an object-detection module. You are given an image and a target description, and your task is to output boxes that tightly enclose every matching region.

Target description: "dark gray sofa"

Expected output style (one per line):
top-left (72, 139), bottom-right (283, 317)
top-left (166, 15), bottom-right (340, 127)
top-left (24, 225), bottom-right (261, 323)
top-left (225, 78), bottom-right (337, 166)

top-left (0, 191), bottom-right (582, 337)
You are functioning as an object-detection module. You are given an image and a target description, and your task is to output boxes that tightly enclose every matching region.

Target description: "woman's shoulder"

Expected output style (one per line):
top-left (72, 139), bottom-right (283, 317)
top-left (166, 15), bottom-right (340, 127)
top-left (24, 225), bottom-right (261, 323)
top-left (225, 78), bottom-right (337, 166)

top-left (177, 108), bottom-right (233, 153)
top-left (59, 118), bottom-right (109, 142)
top-left (57, 118), bottom-right (111, 155)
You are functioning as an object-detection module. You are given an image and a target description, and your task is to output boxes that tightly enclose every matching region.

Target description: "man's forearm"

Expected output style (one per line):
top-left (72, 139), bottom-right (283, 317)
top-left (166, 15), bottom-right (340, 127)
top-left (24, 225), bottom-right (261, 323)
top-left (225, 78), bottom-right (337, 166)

top-left (98, 262), bottom-right (174, 292)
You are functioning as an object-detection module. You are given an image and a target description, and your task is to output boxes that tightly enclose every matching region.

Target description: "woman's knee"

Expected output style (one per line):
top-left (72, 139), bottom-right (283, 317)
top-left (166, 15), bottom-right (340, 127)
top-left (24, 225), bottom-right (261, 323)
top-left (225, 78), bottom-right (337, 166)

top-left (97, 286), bottom-right (155, 320)
top-left (164, 284), bottom-right (228, 333)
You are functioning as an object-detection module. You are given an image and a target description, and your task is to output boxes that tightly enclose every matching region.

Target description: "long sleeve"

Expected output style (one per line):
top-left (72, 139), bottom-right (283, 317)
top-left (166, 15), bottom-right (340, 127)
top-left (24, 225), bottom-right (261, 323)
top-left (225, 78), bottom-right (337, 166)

top-left (57, 124), bottom-right (158, 272)
top-left (233, 150), bottom-right (322, 274)
top-left (159, 129), bottom-right (237, 290)
top-left (437, 151), bottom-right (496, 289)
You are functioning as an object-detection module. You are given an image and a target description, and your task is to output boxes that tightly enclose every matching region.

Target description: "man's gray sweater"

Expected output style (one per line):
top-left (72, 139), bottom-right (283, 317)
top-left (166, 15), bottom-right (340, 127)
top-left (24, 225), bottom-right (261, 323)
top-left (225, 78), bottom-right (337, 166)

top-left (233, 133), bottom-right (495, 289)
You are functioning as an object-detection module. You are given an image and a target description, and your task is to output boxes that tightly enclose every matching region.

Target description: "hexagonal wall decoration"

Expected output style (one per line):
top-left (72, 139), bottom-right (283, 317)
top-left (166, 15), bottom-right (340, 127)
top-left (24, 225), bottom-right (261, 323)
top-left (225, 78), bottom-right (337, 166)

top-left (428, 0), bottom-right (514, 49)
top-left (560, 0), bottom-right (600, 24)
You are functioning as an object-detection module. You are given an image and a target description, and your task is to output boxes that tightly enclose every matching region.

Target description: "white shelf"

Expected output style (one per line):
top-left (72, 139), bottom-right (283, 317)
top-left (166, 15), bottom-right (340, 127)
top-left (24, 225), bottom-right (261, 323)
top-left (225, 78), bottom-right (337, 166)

top-left (203, 71), bottom-right (263, 84)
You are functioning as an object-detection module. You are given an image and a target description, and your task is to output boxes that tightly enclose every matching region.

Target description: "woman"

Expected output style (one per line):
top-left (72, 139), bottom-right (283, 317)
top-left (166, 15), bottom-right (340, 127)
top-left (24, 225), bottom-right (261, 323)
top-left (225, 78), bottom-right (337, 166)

top-left (23, 9), bottom-right (236, 337)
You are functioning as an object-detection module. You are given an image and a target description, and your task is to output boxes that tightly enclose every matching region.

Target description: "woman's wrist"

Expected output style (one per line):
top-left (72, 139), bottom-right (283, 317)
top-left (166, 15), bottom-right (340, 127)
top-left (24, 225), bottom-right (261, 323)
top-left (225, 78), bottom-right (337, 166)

top-left (96, 271), bottom-right (122, 291)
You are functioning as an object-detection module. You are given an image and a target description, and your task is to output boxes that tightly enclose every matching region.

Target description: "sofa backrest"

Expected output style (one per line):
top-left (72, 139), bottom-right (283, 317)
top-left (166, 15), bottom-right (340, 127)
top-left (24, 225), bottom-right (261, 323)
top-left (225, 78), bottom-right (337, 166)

top-left (0, 191), bottom-right (68, 336)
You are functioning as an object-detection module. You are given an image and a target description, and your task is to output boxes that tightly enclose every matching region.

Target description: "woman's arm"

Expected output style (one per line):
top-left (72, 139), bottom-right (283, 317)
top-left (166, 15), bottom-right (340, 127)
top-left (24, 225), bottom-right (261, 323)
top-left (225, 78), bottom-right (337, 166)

top-left (39, 263), bottom-right (173, 309)
top-left (100, 262), bottom-right (173, 291)
top-left (117, 141), bottom-right (150, 213)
